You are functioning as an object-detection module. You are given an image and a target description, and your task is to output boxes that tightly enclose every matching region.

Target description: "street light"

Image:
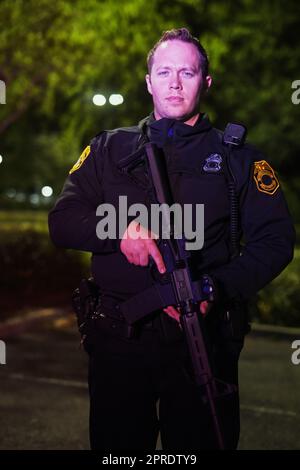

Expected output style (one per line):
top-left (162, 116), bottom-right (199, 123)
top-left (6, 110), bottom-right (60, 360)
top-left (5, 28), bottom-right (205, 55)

top-left (109, 94), bottom-right (124, 106)
top-left (41, 186), bottom-right (53, 197)
top-left (92, 93), bottom-right (124, 106)
top-left (92, 94), bottom-right (106, 106)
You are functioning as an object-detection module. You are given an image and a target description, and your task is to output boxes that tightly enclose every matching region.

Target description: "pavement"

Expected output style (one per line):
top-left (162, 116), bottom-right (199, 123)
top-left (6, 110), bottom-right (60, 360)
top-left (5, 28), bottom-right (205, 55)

top-left (0, 308), bottom-right (69, 339)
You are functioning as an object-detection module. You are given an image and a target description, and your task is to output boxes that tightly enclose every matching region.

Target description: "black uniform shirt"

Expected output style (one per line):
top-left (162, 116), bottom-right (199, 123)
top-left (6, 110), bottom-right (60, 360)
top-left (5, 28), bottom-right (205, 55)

top-left (48, 114), bottom-right (295, 303)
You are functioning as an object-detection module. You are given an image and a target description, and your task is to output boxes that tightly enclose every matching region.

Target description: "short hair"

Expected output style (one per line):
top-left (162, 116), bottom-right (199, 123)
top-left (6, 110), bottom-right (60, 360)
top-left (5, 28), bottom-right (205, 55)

top-left (147, 28), bottom-right (209, 80)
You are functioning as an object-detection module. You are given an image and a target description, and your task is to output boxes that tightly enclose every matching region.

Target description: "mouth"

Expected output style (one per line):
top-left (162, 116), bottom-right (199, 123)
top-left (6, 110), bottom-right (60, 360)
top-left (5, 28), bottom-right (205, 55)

top-left (166, 96), bottom-right (184, 103)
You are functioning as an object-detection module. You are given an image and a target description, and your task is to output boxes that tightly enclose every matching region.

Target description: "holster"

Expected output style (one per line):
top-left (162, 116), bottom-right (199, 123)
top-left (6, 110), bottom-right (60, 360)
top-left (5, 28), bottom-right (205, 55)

top-left (72, 278), bottom-right (137, 350)
top-left (72, 278), bottom-right (101, 349)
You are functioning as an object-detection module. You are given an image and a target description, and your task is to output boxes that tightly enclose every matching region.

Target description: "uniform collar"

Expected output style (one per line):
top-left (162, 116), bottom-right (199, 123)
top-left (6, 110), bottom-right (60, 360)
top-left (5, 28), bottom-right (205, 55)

top-left (138, 112), bottom-right (212, 146)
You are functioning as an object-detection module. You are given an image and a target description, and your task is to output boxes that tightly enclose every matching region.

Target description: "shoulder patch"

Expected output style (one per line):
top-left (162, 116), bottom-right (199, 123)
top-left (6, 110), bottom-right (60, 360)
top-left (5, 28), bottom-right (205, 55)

top-left (253, 160), bottom-right (279, 195)
top-left (69, 146), bottom-right (91, 174)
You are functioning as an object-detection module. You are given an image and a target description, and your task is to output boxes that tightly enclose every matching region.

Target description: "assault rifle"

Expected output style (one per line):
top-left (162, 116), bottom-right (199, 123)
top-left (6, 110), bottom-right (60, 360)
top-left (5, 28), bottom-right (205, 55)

top-left (118, 142), bottom-right (237, 449)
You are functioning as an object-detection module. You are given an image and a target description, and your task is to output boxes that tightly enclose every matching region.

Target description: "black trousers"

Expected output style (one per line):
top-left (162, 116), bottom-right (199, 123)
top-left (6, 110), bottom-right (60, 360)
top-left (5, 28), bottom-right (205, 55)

top-left (88, 323), bottom-right (241, 451)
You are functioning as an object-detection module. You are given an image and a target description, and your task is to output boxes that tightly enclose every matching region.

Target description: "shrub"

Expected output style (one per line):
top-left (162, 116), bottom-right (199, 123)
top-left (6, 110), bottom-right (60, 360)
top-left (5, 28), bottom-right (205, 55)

top-left (0, 227), bottom-right (90, 316)
top-left (254, 248), bottom-right (300, 327)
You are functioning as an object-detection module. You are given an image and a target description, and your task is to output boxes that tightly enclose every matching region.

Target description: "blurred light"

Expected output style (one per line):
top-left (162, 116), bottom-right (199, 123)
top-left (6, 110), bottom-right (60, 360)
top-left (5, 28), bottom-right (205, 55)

top-left (29, 194), bottom-right (40, 205)
top-left (92, 94), bottom-right (106, 106)
top-left (6, 188), bottom-right (16, 198)
top-left (41, 185), bottom-right (53, 197)
top-left (15, 193), bottom-right (26, 202)
top-left (109, 94), bottom-right (124, 106)
top-left (0, 155), bottom-right (3, 164)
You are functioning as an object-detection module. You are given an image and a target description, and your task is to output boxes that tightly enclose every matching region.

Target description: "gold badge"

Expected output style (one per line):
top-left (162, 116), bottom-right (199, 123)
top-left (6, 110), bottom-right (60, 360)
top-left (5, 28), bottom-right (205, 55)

top-left (253, 160), bottom-right (279, 195)
top-left (69, 146), bottom-right (91, 174)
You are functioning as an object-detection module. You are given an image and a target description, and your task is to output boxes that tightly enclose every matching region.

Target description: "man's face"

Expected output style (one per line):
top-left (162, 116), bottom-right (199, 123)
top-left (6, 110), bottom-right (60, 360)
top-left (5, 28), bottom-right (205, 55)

top-left (146, 40), bottom-right (211, 122)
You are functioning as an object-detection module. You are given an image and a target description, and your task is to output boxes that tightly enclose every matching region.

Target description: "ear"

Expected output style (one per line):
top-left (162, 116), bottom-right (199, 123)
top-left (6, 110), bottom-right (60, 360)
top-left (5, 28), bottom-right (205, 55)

top-left (145, 74), bottom-right (153, 95)
top-left (205, 75), bottom-right (212, 92)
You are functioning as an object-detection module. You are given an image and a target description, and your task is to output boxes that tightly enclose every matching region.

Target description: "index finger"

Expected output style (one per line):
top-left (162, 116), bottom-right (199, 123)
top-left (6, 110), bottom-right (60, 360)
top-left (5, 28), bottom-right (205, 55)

top-left (148, 241), bottom-right (166, 274)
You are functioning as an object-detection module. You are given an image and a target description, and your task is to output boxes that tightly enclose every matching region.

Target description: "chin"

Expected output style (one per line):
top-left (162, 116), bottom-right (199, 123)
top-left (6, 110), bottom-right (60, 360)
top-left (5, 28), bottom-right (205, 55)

top-left (164, 109), bottom-right (188, 120)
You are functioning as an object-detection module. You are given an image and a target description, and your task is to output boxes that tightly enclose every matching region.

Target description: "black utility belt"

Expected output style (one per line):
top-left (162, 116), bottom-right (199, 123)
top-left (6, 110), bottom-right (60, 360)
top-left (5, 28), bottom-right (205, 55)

top-left (72, 278), bottom-right (183, 344)
top-left (72, 279), bottom-right (158, 341)
top-left (92, 300), bottom-right (158, 332)
top-left (91, 310), bottom-right (137, 339)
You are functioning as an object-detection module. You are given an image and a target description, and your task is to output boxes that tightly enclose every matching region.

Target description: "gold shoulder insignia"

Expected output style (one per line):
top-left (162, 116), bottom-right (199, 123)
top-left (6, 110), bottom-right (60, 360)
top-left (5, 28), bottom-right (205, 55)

top-left (69, 145), bottom-right (91, 174)
top-left (253, 160), bottom-right (279, 195)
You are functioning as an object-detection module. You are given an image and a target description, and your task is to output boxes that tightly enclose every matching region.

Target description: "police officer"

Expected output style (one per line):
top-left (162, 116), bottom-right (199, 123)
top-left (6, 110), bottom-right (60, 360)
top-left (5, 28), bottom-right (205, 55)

top-left (48, 28), bottom-right (295, 450)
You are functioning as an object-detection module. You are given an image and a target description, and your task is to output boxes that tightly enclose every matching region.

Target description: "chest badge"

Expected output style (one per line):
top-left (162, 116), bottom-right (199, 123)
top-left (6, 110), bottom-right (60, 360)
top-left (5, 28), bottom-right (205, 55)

top-left (203, 153), bottom-right (223, 173)
top-left (253, 160), bottom-right (279, 195)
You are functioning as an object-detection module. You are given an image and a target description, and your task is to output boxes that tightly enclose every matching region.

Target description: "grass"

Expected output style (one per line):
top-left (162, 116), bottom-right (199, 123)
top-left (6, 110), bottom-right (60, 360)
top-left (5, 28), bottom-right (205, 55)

top-left (0, 210), bottom-right (48, 232)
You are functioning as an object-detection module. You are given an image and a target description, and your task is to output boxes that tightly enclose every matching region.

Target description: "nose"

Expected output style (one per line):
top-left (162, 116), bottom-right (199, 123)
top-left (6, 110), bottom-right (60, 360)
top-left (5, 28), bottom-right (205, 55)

top-left (169, 72), bottom-right (182, 90)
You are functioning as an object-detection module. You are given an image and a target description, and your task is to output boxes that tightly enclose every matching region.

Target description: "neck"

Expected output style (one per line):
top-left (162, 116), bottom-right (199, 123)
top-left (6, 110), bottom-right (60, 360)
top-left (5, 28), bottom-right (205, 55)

top-left (153, 111), bottom-right (200, 126)
top-left (183, 113), bottom-right (200, 126)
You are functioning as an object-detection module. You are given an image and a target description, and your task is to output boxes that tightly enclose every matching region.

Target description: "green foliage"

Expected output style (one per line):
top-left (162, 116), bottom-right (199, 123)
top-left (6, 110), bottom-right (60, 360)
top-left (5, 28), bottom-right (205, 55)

top-left (0, 211), bottom-right (89, 315)
top-left (253, 248), bottom-right (300, 327)
top-left (0, 210), bottom-right (49, 231)
top-left (1, 0), bottom-right (300, 208)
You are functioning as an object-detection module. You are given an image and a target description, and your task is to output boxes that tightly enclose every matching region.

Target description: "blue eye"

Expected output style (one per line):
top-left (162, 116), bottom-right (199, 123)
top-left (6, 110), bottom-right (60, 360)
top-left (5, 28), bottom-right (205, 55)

top-left (158, 70), bottom-right (169, 76)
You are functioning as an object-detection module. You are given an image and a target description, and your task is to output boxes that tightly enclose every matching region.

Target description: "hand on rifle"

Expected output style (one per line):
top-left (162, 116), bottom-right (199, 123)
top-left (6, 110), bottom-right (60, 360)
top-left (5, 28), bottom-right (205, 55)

top-left (121, 220), bottom-right (212, 326)
top-left (120, 220), bottom-right (166, 273)
top-left (163, 301), bottom-right (212, 326)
